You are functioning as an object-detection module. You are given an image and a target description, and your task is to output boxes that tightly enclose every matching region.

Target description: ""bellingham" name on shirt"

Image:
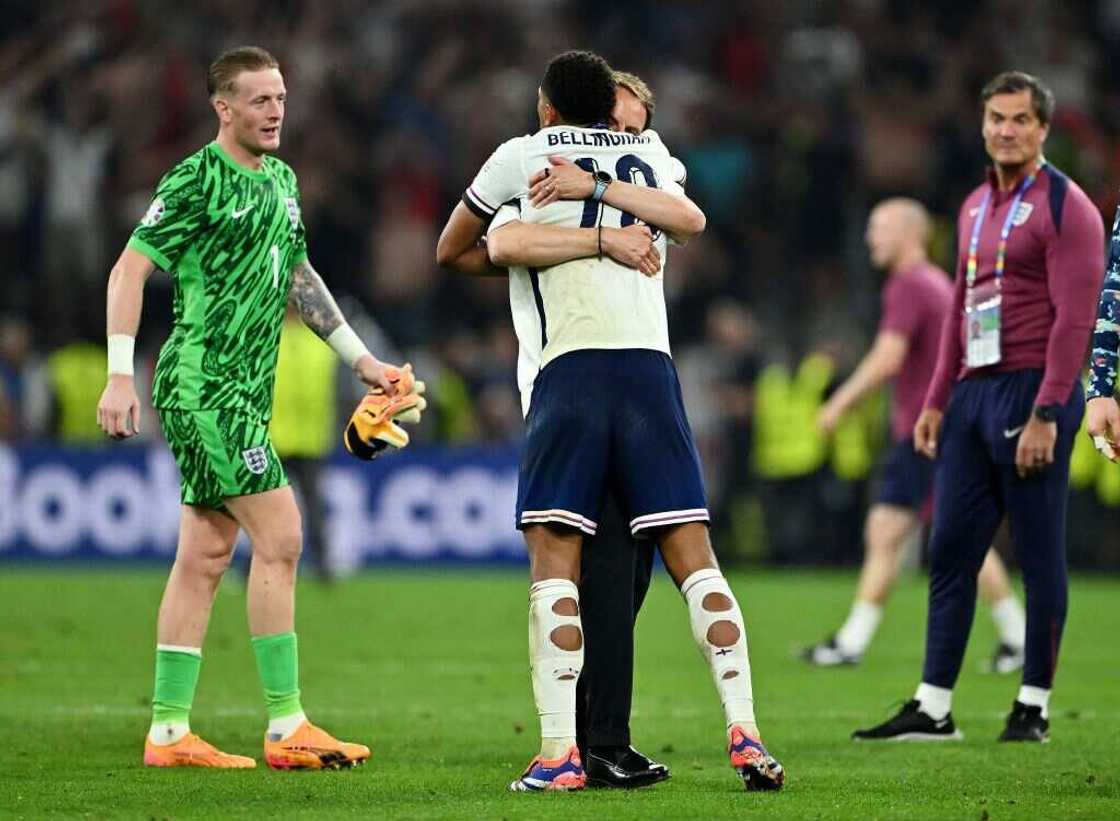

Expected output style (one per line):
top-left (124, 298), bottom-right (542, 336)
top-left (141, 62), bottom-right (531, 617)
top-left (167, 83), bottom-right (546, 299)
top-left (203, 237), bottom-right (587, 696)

top-left (546, 131), bottom-right (652, 147)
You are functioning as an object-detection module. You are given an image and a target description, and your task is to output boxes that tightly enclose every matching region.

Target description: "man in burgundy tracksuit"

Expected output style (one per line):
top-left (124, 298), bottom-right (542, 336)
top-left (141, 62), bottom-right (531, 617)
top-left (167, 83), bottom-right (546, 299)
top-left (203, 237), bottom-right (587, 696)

top-left (853, 71), bottom-right (1105, 744)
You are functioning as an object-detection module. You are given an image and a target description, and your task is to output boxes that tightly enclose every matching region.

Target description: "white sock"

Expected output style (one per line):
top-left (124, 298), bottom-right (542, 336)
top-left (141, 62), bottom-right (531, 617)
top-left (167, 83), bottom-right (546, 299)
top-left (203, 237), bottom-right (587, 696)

top-left (990, 595), bottom-right (1026, 649)
top-left (914, 682), bottom-right (952, 720)
top-left (835, 600), bottom-right (883, 656)
top-left (148, 720), bottom-right (191, 745)
top-left (1018, 685), bottom-right (1050, 719)
top-left (268, 711), bottom-right (308, 740)
top-left (681, 568), bottom-right (757, 734)
top-left (529, 579), bottom-right (582, 759)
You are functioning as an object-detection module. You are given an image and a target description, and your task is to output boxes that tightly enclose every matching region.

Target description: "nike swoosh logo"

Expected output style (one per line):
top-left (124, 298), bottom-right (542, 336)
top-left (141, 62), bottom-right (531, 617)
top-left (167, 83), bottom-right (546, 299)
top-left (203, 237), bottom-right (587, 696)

top-left (231, 205), bottom-right (253, 219)
top-left (1004, 425), bottom-right (1025, 438)
top-left (934, 719), bottom-right (950, 729)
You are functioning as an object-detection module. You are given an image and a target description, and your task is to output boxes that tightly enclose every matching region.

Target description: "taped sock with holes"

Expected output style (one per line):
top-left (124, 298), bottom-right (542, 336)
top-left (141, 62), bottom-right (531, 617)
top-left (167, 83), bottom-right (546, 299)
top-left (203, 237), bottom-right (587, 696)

top-left (251, 632), bottom-right (306, 739)
top-left (149, 644), bottom-right (201, 745)
top-left (681, 568), bottom-right (757, 733)
top-left (529, 579), bottom-right (583, 759)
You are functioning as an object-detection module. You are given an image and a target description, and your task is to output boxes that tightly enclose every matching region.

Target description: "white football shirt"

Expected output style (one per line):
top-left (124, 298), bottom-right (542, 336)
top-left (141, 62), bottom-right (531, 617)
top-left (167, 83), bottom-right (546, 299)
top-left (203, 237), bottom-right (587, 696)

top-left (466, 126), bottom-right (687, 415)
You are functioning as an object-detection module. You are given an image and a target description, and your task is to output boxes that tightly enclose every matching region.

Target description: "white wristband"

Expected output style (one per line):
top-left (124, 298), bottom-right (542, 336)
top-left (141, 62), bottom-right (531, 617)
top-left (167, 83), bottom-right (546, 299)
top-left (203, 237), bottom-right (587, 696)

top-left (326, 324), bottom-right (371, 368)
top-left (107, 334), bottom-right (135, 376)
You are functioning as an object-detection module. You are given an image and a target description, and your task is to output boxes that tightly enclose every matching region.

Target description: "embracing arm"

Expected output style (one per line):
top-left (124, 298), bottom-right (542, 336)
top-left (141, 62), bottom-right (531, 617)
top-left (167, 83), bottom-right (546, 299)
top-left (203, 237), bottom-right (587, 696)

top-left (436, 202), bottom-right (507, 277)
top-left (487, 222), bottom-right (599, 267)
top-left (488, 220), bottom-right (661, 276)
top-left (528, 157), bottom-right (706, 243)
top-left (601, 181), bottom-right (705, 242)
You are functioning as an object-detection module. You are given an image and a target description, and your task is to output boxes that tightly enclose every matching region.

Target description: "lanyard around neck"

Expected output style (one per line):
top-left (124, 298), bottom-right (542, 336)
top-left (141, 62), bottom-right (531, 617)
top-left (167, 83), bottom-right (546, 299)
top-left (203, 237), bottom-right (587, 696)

top-left (966, 161), bottom-right (1044, 287)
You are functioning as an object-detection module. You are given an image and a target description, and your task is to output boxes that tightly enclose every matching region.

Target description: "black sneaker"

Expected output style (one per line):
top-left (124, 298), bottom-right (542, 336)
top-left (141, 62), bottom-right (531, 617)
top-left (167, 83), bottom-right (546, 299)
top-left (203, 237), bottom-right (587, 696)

top-left (852, 700), bottom-right (963, 741)
top-left (985, 642), bottom-right (1025, 675)
top-left (800, 636), bottom-right (861, 667)
top-left (998, 700), bottom-right (1049, 743)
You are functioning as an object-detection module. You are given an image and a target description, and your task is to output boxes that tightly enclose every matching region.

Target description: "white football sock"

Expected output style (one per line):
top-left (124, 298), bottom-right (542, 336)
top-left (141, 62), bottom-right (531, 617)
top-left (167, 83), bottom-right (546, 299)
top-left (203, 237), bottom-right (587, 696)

top-left (529, 579), bottom-right (582, 759)
top-left (681, 568), bottom-right (757, 734)
top-left (914, 682), bottom-right (952, 720)
top-left (1018, 685), bottom-right (1050, 719)
top-left (990, 595), bottom-right (1026, 649)
top-left (268, 710), bottom-right (308, 740)
top-left (148, 720), bottom-right (191, 745)
top-left (835, 600), bottom-right (883, 656)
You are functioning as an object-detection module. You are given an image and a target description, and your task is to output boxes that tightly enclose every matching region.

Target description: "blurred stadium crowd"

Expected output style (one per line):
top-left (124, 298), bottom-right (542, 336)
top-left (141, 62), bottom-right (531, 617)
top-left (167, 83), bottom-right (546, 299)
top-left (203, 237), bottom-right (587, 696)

top-left (2, 0), bottom-right (1119, 564)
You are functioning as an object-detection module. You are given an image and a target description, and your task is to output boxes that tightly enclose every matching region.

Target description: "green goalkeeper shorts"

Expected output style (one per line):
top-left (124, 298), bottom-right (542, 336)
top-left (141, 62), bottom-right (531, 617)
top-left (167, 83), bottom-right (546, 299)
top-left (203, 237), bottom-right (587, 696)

top-left (157, 408), bottom-right (288, 509)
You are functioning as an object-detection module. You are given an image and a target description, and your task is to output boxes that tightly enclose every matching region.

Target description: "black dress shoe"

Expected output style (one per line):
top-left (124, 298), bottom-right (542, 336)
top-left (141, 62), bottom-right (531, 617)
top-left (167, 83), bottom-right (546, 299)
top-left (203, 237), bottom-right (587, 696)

top-left (584, 745), bottom-right (671, 788)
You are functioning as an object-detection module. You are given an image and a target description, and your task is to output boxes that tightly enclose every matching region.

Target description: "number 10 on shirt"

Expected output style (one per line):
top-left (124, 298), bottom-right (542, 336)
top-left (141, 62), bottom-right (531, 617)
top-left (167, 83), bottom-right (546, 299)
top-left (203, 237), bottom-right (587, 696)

top-left (574, 154), bottom-right (659, 231)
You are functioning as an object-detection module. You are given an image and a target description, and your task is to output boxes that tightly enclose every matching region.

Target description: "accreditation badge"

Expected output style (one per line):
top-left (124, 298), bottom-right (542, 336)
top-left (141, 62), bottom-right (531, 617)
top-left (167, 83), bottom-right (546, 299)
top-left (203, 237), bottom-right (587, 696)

top-left (965, 279), bottom-right (1002, 368)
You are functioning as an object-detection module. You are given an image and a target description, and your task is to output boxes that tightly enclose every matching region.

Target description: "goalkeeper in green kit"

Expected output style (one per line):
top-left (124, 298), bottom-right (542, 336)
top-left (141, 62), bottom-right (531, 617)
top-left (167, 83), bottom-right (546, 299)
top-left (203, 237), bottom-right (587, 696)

top-left (96, 46), bottom-right (425, 769)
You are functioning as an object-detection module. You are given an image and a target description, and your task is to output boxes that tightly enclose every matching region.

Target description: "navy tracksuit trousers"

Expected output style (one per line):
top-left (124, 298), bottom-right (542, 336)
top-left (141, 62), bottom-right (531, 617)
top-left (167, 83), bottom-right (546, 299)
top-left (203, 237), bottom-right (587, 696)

top-left (576, 493), bottom-right (656, 749)
top-left (922, 370), bottom-right (1083, 691)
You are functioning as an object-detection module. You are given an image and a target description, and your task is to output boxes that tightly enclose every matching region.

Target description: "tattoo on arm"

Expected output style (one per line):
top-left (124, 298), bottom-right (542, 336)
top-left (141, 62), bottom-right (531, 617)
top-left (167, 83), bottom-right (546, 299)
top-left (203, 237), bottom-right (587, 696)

top-left (289, 259), bottom-right (345, 340)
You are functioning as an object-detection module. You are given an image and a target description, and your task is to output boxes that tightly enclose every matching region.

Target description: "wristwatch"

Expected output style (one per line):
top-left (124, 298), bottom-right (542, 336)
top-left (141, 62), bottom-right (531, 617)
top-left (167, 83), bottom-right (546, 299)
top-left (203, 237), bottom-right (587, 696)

top-left (1033, 404), bottom-right (1060, 423)
top-left (590, 170), bottom-right (612, 202)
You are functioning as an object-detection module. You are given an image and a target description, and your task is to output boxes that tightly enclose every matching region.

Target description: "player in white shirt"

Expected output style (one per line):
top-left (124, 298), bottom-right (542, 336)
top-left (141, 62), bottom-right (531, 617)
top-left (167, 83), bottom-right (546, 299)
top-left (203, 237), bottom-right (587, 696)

top-left (438, 51), bottom-right (784, 794)
top-left (487, 72), bottom-right (680, 791)
top-left (440, 73), bottom-right (696, 790)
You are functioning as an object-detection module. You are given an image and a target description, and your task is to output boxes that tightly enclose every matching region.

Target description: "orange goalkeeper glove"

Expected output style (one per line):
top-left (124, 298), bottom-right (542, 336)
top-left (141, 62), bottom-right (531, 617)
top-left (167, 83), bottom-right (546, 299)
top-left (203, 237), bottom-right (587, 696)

top-left (344, 365), bottom-right (427, 460)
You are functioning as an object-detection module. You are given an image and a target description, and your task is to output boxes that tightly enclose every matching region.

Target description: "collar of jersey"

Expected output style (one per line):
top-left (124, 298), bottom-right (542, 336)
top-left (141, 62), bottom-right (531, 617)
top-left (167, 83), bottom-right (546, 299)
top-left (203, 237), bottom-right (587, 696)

top-left (983, 158), bottom-right (1046, 202)
top-left (539, 123), bottom-right (611, 133)
top-left (208, 141), bottom-right (270, 182)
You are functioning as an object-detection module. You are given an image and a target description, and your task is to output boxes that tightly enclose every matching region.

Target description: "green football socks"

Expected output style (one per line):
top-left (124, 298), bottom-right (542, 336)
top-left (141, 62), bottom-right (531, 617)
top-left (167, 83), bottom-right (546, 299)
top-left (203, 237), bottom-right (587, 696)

top-left (251, 631), bottom-right (304, 721)
top-left (150, 645), bottom-right (202, 744)
top-left (152, 645), bottom-right (202, 723)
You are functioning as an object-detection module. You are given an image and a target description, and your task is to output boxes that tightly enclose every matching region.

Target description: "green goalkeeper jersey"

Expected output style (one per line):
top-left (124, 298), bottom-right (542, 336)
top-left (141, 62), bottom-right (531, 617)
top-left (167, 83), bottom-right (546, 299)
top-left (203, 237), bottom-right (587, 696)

top-left (128, 141), bottom-right (308, 420)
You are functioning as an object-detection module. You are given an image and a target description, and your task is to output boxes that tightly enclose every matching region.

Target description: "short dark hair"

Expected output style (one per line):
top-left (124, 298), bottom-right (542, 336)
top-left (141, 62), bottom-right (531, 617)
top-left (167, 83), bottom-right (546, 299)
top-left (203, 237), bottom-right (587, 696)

top-left (207, 46), bottom-right (279, 98)
top-left (981, 71), bottom-right (1055, 125)
top-left (540, 50), bottom-right (616, 126)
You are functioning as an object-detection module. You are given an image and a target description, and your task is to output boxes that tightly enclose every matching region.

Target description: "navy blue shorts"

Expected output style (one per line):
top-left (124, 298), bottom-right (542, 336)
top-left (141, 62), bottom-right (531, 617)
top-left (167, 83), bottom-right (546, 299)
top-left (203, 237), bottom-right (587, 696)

top-left (516, 349), bottom-right (709, 537)
top-left (875, 437), bottom-right (936, 512)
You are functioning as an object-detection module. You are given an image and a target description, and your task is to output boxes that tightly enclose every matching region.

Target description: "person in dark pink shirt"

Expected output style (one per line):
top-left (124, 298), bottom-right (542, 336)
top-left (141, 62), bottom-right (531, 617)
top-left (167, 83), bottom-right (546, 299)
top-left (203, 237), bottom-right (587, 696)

top-left (854, 72), bottom-right (1105, 745)
top-left (802, 198), bottom-right (1025, 671)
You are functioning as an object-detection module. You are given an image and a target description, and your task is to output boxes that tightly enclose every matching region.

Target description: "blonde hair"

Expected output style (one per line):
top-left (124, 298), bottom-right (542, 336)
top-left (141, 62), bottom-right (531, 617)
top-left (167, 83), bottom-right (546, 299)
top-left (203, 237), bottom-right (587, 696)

top-left (613, 70), bottom-right (655, 130)
top-left (207, 46), bottom-right (279, 98)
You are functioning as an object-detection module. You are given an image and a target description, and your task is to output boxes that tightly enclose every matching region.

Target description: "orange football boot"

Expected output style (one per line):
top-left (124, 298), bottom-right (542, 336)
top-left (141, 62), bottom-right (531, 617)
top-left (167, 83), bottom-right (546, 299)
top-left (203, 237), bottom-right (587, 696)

top-left (143, 733), bottom-right (256, 768)
top-left (264, 721), bottom-right (370, 770)
top-left (728, 725), bottom-right (784, 791)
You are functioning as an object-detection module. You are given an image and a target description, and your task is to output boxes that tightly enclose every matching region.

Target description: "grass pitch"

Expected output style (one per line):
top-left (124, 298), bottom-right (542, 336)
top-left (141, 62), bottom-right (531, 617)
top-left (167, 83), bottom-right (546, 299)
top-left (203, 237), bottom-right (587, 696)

top-left (1, 566), bottom-right (1118, 819)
